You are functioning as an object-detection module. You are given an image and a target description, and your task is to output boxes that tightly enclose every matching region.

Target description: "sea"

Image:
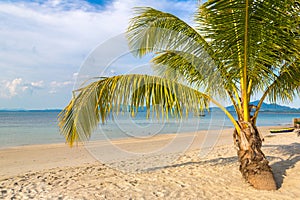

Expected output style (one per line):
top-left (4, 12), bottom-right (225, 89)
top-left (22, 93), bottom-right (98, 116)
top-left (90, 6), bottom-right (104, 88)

top-left (0, 110), bottom-right (299, 149)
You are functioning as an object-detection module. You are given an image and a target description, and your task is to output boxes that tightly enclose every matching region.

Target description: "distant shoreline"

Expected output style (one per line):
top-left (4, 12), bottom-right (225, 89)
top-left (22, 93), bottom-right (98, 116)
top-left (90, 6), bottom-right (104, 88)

top-left (1, 109), bottom-right (300, 113)
top-left (2, 100), bottom-right (300, 112)
top-left (0, 109), bottom-right (62, 112)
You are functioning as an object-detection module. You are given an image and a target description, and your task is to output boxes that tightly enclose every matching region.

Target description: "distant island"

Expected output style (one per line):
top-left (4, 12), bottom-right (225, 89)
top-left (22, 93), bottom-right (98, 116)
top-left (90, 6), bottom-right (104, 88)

top-left (0, 109), bottom-right (62, 112)
top-left (0, 101), bottom-right (299, 113)
top-left (225, 100), bottom-right (300, 113)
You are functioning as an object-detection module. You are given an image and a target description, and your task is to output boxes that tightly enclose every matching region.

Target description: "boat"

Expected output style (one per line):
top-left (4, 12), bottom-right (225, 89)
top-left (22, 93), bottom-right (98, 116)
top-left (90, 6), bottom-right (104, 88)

top-left (194, 111), bottom-right (206, 117)
top-left (199, 113), bottom-right (206, 117)
top-left (269, 127), bottom-right (295, 133)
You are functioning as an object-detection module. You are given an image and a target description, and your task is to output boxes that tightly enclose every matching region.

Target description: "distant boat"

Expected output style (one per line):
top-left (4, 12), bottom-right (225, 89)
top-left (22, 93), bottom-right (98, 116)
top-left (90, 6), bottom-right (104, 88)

top-left (193, 111), bottom-right (205, 117)
top-left (199, 110), bottom-right (205, 117)
top-left (269, 127), bottom-right (294, 133)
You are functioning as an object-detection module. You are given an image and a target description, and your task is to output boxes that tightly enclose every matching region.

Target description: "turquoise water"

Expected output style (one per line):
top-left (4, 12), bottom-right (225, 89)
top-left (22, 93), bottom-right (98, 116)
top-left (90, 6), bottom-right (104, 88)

top-left (0, 110), bottom-right (299, 149)
top-left (0, 111), bottom-right (63, 148)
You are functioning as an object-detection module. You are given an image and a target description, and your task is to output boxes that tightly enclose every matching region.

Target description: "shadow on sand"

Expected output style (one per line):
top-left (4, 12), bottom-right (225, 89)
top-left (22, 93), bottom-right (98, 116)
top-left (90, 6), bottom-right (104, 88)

top-left (145, 142), bottom-right (300, 189)
top-left (265, 142), bottom-right (300, 189)
top-left (144, 156), bottom-right (238, 172)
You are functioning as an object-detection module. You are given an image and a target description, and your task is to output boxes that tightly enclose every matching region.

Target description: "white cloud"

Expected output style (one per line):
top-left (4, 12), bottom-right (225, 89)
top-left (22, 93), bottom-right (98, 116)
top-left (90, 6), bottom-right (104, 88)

top-left (1, 0), bottom-right (197, 70)
top-left (0, 78), bottom-right (45, 98)
top-left (4, 78), bottom-right (23, 97)
top-left (0, 0), bottom-right (197, 108)
top-left (30, 81), bottom-right (44, 88)
top-left (49, 80), bottom-right (73, 94)
top-left (0, 0), bottom-right (196, 71)
top-left (72, 72), bottom-right (79, 79)
top-left (50, 81), bottom-right (73, 87)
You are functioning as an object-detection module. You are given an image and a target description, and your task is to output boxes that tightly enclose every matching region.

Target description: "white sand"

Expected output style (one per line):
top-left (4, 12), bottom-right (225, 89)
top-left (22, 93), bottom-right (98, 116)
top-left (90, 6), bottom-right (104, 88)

top-left (0, 127), bottom-right (299, 199)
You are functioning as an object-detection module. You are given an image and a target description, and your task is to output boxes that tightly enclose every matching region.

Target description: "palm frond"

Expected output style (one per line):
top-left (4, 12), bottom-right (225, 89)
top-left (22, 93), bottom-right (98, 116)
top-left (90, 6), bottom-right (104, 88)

top-left (252, 59), bottom-right (300, 124)
top-left (152, 50), bottom-right (228, 97)
top-left (197, 0), bottom-right (299, 88)
top-left (127, 6), bottom-right (238, 100)
top-left (127, 7), bottom-right (213, 58)
top-left (58, 74), bottom-right (210, 146)
top-left (267, 60), bottom-right (300, 103)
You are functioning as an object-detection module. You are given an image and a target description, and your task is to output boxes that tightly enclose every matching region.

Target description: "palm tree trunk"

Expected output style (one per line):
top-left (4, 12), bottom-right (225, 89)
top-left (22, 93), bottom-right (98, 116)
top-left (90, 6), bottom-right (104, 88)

top-left (233, 123), bottom-right (277, 190)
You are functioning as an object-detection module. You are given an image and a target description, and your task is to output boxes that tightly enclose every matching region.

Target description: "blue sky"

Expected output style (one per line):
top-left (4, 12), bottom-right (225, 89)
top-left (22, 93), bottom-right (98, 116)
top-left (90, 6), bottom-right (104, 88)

top-left (0, 0), bottom-right (299, 109)
top-left (0, 0), bottom-right (197, 109)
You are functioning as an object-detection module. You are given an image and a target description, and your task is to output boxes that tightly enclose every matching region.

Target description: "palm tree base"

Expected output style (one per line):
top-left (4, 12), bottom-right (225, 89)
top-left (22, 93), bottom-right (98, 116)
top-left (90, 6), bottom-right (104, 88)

top-left (247, 168), bottom-right (277, 190)
top-left (240, 160), bottom-right (277, 190)
top-left (234, 125), bottom-right (277, 190)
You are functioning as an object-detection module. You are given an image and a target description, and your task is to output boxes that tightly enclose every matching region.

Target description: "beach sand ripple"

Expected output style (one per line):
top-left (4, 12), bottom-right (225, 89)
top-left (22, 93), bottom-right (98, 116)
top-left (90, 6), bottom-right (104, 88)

top-left (1, 128), bottom-right (300, 199)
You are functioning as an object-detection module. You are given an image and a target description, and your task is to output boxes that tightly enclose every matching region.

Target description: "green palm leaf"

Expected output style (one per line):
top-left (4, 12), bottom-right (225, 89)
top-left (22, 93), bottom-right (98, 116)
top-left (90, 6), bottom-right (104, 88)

top-left (197, 0), bottom-right (299, 85)
top-left (127, 7), bottom-right (213, 58)
top-left (59, 74), bottom-right (210, 146)
top-left (152, 50), bottom-right (228, 97)
top-left (127, 7), bottom-right (237, 98)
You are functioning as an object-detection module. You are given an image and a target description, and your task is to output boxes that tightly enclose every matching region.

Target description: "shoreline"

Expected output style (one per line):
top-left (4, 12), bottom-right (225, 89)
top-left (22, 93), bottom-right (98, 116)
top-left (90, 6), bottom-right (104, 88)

top-left (0, 111), bottom-right (296, 149)
top-left (1, 124), bottom-right (293, 150)
top-left (1, 126), bottom-right (299, 199)
top-left (0, 126), bottom-right (292, 178)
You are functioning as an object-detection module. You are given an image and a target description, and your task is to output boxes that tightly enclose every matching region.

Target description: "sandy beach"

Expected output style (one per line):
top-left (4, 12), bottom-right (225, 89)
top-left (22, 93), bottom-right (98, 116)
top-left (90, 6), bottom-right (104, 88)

top-left (1, 127), bottom-right (300, 199)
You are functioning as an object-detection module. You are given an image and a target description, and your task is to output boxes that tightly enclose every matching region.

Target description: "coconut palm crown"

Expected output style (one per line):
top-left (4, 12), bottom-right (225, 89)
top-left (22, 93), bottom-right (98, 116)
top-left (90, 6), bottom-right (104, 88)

top-left (59, 0), bottom-right (299, 190)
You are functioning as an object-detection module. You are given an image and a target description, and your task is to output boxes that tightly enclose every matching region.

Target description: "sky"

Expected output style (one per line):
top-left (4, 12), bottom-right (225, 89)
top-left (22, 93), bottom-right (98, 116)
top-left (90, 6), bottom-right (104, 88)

top-left (0, 0), bottom-right (198, 109)
top-left (0, 0), bottom-right (299, 109)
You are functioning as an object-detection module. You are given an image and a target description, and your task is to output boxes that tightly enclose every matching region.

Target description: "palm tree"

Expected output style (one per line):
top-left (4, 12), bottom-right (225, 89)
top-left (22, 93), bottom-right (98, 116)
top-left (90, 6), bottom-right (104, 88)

top-left (59, 0), bottom-right (299, 190)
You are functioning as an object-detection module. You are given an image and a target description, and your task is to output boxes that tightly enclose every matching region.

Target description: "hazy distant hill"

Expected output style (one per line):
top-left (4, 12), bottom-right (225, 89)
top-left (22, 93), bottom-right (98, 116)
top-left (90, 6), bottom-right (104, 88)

top-left (1, 101), bottom-right (299, 113)
top-left (225, 100), bottom-right (300, 112)
top-left (0, 109), bottom-right (62, 112)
